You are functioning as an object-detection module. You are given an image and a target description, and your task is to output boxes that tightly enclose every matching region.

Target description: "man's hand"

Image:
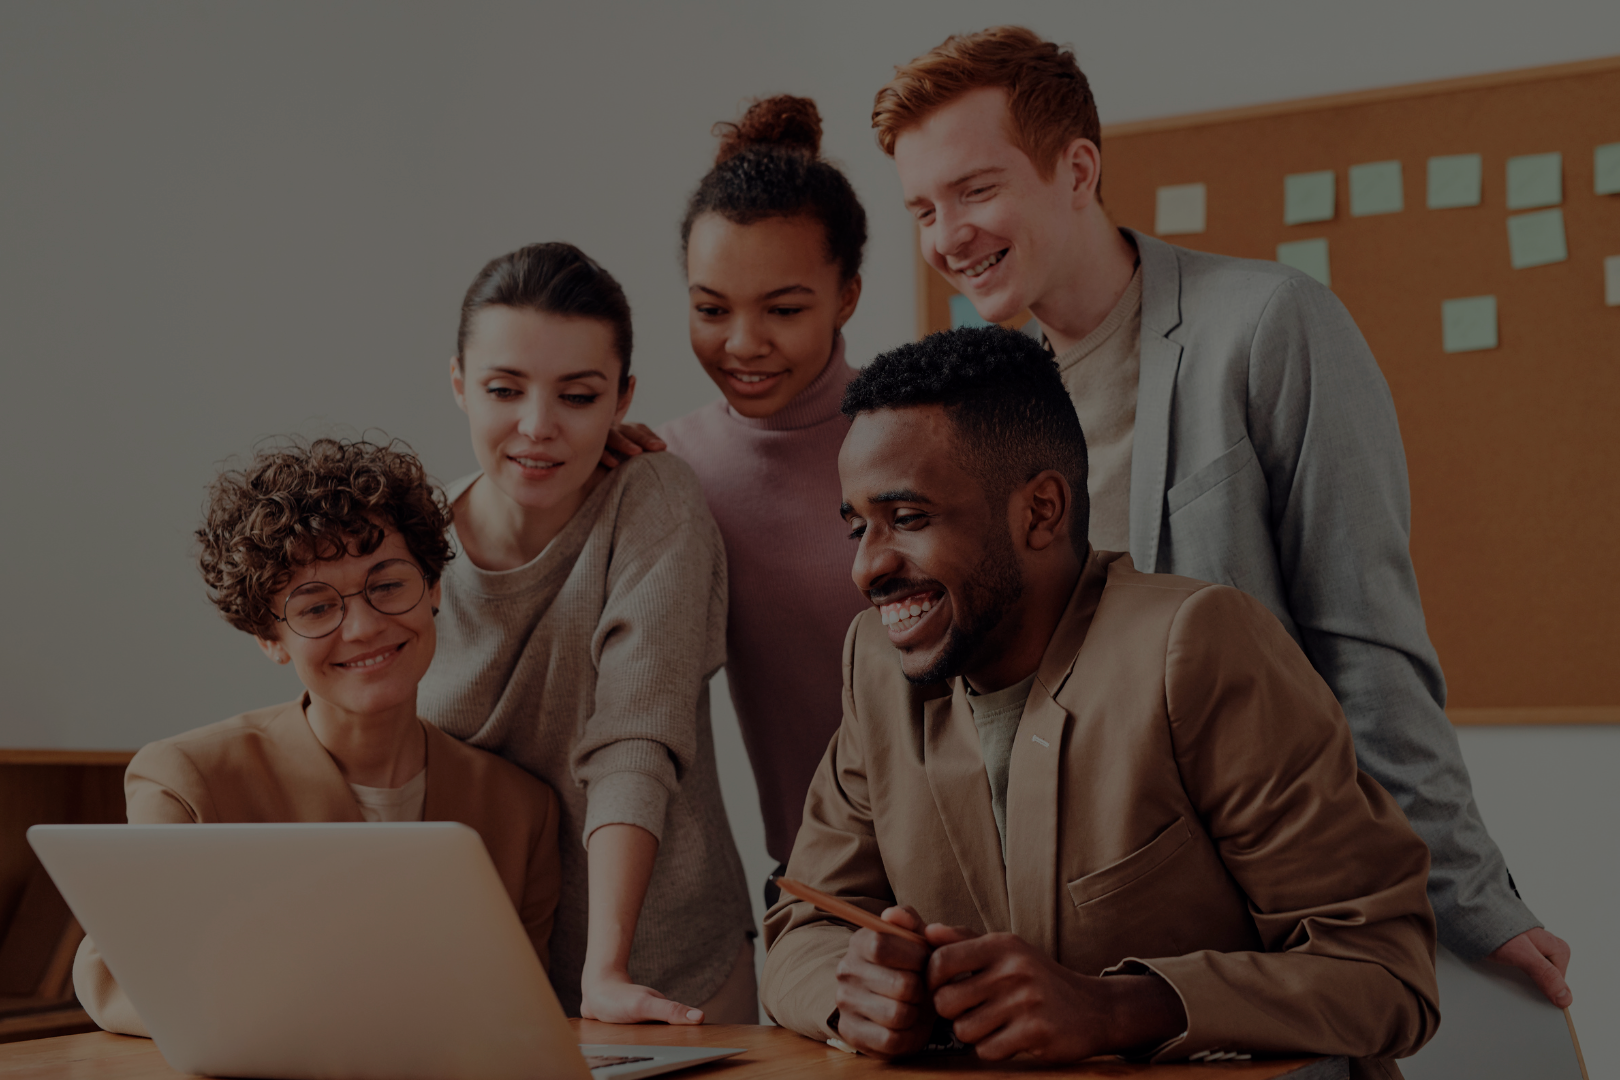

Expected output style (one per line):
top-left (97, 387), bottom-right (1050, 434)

top-left (601, 423), bottom-right (665, 468)
top-left (1488, 927), bottom-right (1573, 1007)
top-left (925, 925), bottom-right (1186, 1063)
top-left (832, 906), bottom-right (934, 1058)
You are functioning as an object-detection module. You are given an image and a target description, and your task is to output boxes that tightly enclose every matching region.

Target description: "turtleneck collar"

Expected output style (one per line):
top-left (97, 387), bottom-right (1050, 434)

top-left (725, 334), bottom-right (857, 432)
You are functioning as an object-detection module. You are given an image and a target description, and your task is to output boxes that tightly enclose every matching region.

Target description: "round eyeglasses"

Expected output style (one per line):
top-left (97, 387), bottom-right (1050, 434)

top-left (273, 559), bottom-right (428, 639)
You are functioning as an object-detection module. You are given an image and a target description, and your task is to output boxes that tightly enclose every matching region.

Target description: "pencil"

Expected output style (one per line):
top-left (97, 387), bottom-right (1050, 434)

top-left (773, 877), bottom-right (930, 946)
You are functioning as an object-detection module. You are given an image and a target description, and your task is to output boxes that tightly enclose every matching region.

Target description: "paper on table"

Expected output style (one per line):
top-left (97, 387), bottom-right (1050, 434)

top-left (1284, 170), bottom-right (1335, 225)
top-left (1596, 143), bottom-right (1620, 197)
top-left (1349, 160), bottom-right (1403, 216)
top-left (1427, 154), bottom-right (1483, 209)
top-left (1277, 238), bottom-right (1331, 287)
top-left (1605, 256), bottom-right (1620, 307)
top-left (1507, 208), bottom-right (1568, 269)
top-left (1441, 296), bottom-right (1498, 353)
top-left (1506, 152), bottom-right (1562, 210)
top-left (1155, 182), bottom-right (1206, 235)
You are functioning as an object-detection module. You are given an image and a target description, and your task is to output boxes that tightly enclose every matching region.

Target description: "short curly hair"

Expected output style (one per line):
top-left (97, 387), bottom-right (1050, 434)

top-left (197, 438), bottom-right (454, 637)
top-left (842, 326), bottom-right (1089, 556)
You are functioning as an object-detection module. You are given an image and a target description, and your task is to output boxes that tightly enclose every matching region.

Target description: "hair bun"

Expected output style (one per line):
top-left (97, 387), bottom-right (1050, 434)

top-left (713, 95), bottom-right (823, 164)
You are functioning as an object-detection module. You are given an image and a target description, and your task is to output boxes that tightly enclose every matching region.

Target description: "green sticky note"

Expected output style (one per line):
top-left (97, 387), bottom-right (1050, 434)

top-left (1506, 152), bottom-right (1562, 210)
top-left (1427, 154), bottom-right (1482, 209)
top-left (1605, 255), bottom-right (1620, 307)
top-left (1441, 296), bottom-right (1497, 353)
top-left (1155, 182), bottom-right (1207, 235)
top-left (1596, 143), bottom-right (1620, 196)
top-left (949, 293), bottom-right (992, 329)
top-left (1349, 160), bottom-right (1403, 216)
top-left (1277, 238), bottom-right (1331, 287)
top-left (1284, 170), bottom-right (1335, 225)
top-left (1507, 208), bottom-right (1568, 269)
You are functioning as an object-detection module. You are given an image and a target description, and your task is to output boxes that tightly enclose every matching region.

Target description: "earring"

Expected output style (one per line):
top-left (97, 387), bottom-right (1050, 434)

top-left (431, 607), bottom-right (440, 616)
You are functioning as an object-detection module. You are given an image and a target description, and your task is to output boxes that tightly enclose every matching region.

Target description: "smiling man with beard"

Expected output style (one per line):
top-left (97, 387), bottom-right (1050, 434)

top-left (759, 327), bottom-right (1439, 1078)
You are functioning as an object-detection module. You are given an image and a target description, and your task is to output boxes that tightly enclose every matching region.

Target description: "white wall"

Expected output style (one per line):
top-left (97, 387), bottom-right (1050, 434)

top-left (2, 1), bottom-right (1615, 1072)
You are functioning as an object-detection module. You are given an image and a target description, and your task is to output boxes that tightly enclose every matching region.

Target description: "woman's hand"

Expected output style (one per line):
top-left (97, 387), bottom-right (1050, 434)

top-left (601, 423), bottom-right (666, 468)
top-left (580, 970), bottom-right (704, 1025)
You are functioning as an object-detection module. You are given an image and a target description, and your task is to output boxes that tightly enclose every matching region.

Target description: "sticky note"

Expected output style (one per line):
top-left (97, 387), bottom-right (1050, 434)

top-left (1284, 170), bottom-right (1335, 225)
top-left (1349, 160), bottom-right (1403, 216)
top-left (1605, 256), bottom-right (1620, 306)
top-left (949, 293), bottom-right (992, 329)
top-left (1277, 238), bottom-right (1331, 287)
top-left (1596, 143), bottom-right (1620, 196)
top-left (1507, 208), bottom-right (1568, 269)
top-left (1427, 154), bottom-right (1483, 209)
top-left (1506, 152), bottom-right (1562, 210)
top-left (1441, 296), bottom-right (1498, 353)
top-left (1155, 182), bottom-right (1207, 235)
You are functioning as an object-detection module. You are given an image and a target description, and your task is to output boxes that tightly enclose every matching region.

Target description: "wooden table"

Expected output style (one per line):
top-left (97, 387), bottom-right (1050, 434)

top-left (0, 1021), bottom-right (1346, 1078)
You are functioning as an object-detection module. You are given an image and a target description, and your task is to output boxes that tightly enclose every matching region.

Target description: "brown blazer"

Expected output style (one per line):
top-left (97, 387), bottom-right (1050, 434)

top-left (762, 552), bottom-right (1439, 1072)
top-left (74, 697), bottom-right (563, 1037)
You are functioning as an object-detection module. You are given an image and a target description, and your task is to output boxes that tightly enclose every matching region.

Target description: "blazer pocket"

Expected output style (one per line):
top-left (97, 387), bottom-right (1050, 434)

top-left (1166, 435), bottom-right (1260, 517)
top-left (1066, 817), bottom-right (1192, 908)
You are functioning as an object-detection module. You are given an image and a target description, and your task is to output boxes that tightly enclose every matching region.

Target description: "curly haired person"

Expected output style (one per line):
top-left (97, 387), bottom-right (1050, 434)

top-left (72, 438), bottom-right (563, 1038)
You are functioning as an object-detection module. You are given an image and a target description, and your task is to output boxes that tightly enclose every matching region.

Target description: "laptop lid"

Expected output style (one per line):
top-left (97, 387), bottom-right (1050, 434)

top-left (30, 822), bottom-right (591, 1080)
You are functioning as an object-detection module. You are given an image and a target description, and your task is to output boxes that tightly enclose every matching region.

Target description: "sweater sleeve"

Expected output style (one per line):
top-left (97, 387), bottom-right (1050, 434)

top-left (571, 457), bottom-right (729, 845)
top-left (1129, 584), bottom-right (1440, 1063)
top-left (73, 743), bottom-right (202, 1037)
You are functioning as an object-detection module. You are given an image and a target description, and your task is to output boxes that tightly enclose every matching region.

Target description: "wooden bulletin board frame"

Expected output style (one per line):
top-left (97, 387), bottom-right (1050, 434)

top-left (919, 57), bottom-right (1620, 725)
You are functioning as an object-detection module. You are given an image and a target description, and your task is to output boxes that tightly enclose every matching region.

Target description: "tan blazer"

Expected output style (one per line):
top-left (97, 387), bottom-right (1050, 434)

top-left (762, 552), bottom-right (1439, 1073)
top-left (74, 697), bottom-right (563, 1037)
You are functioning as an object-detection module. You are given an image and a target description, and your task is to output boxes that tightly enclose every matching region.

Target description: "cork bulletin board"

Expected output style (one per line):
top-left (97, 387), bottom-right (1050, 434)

top-left (919, 58), bottom-right (1620, 724)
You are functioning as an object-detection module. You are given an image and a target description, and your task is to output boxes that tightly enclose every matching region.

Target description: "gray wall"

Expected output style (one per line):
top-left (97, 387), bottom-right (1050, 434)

top-left (2, 1), bottom-right (1614, 1070)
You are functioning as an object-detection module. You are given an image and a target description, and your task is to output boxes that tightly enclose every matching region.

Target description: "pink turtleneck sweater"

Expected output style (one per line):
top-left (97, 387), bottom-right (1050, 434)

top-left (659, 340), bottom-right (867, 863)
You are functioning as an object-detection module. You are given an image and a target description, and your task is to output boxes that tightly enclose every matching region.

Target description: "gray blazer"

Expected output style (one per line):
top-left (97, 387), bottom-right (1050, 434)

top-left (1123, 229), bottom-right (1534, 960)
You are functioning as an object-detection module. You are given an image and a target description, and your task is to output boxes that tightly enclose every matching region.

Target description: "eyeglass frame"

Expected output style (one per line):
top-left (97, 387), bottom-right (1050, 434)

top-left (269, 558), bottom-right (431, 640)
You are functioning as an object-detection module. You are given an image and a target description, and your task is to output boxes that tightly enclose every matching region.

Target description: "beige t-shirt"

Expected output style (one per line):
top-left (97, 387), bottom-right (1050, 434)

top-left (348, 769), bottom-right (426, 823)
top-left (1052, 267), bottom-right (1143, 554)
top-left (966, 673), bottom-right (1037, 857)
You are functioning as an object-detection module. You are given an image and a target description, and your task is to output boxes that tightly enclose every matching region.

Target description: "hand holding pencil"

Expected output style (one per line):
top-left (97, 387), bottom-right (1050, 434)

top-left (774, 876), bottom-right (939, 1059)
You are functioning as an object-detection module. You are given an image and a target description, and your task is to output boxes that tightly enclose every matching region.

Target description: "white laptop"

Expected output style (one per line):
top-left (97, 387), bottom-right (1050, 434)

top-left (29, 822), bottom-right (745, 1080)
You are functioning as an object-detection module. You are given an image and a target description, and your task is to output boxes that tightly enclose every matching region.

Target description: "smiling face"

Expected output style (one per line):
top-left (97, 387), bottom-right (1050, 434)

top-left (894, 86), bottom-right (1094, 326)
top-left (453, 306), bottom-right (634, 515)
top-left (839, 405), bottom-right (1026, 685)
top-left (257, 530), bottom-right (441, 719)
top-left (687, 213), bottom-right (861, 419)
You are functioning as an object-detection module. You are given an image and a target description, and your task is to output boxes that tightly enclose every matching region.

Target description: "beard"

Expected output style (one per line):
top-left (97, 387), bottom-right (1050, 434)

top-left (903, 526), bottom-right (1025, 686)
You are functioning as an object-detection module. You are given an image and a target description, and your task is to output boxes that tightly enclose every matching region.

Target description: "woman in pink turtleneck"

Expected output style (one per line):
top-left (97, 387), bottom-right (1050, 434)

top-left (614, 96), bottom-right (870, 901)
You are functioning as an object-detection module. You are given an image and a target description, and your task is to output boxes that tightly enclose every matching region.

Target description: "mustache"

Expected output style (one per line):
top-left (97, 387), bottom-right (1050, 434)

top-left (867, 577), bottom-right (943, 606)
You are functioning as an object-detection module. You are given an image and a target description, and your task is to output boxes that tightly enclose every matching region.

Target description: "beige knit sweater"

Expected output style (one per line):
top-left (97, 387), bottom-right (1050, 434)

top-left (418, 452), bottom-right (753, 1014)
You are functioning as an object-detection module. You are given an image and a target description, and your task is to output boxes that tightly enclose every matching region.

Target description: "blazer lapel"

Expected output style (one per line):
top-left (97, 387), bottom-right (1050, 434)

top-left (1126, 230), bottom-right (1185, 573)
top-left (265, 696), bottom-right (366, 823)
top-left (420, 720), bottom-right (465, 823)
top-left (1003, 555), bottom-right (1110, 956)
top-left (923, 688), bottom-right (1011, 932)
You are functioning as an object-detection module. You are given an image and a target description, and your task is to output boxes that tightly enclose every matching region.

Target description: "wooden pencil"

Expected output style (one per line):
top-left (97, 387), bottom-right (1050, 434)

top-left (772, 877), bottom-right (930, 946)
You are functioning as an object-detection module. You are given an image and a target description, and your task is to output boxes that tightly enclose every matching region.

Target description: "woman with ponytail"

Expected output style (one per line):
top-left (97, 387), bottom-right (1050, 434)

top-left (619, 97), bottom-right (871, 904)
top-left (419, 242), bottom-right (754, 1025)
